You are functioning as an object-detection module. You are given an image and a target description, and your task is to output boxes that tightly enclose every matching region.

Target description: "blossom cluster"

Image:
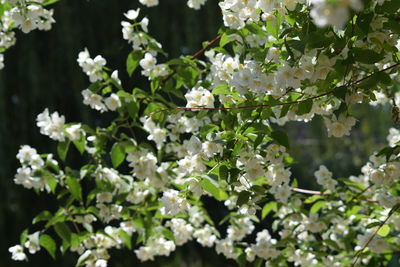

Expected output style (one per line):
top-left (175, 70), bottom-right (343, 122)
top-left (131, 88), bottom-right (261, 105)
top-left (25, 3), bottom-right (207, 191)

top-left (0, 0), bottom-right (55, 69)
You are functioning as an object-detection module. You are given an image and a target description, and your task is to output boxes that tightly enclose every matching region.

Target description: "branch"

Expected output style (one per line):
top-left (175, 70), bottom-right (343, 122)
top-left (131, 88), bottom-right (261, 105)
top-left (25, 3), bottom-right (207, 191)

top-left (160, 35), bottom-right (222, 87)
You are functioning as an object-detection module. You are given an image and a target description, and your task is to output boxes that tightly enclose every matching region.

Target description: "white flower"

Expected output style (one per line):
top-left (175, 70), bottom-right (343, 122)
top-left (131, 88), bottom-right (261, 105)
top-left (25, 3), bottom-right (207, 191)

top-left (139, 52), bottom-right (157, 70)
top-left (9, 245), bottom-right (27, 261)
top-left (105, 93), bottom-right (122, 111)
top-left (139, 0), bottom-right (159, 7)
top-left (140, 17), bottom-right (149, 32)
top-left (185, 86), bottom-right (214, 108)
top-left (124, 8), bottom-right (140, 20)
top-left (187, 0), bottom-right (207, 10)
top-left (160, 189), bottom-right (189, 216)
top-left (36, 108), bottom-right (66, 141)
top-left (66, 124), bottom-right (82, 141)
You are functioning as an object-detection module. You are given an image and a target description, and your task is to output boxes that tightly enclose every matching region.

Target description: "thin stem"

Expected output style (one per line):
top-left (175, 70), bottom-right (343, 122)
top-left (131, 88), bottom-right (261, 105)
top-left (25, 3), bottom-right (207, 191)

top-left (351, 204), bottom-right (400, 267)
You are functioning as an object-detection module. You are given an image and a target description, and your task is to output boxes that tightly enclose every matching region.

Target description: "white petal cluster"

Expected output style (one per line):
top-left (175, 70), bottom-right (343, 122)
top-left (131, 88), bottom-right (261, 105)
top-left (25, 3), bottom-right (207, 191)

top-left (14, 145), bottom-right (58, 191)
top-left (160, 189), bottom-right (190, 216)
top-left (314, 165), bottom-right (337, 191)
top-left (141, 117), bottom-right (167, 149)
top-left (121, 8), bottom-right (153, 50)
top-left (135, 237), bottom-right (175, 262)
top-left (193, 225), bottom-right (217, 247)
top-left (36, 108), bottom-right (66, 141)
top-left (187, 0), bottom-right (207, 10)
top-left (246, 230), bottom-right (280, 261)
top-left (139, 0), bottom-right (159, 7)
top-left (185, 86), bottom-right (214, 108)
top-left (82, 89), bottom-right (121, 113)
top-left (324, 114), bottom-right (356, 138)
top-left (77, 48), bottom-right (107, 83)
top-left (310, 0), bottom-right (363, 29)
top-left (166, 218), bottom-right (194, 245)
top-left (8, 245), bottom-right (27, 261)
top-left (9, 2), bottom-right (55, 33)
top-left (139, 52), bottom-right (168, 78)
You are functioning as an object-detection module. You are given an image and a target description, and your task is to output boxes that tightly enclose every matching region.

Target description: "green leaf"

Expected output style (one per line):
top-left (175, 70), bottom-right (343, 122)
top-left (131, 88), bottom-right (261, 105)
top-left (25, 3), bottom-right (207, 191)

top-left (43, 0), bottom-right (62, 5)
top-left (304, 195), bottom-right (323, 204)
top-left (118, 230), bottom-right (132, 249)
top-left (353, 48), bottom-right (384, 64)
top-left (377, 225), bottom-right (390, 237)
top-left (219, 33), bottom-right (232, 48)
top-left (200, 178), bottom-right (228, 201)
top-left (20, 229), bottom-right (29, 244)
top-left (219, 165), bottom-right (229, 181)
top-left (212, 84), bottom-right (230, 95)
top-left (376, 0), bottom-right (400, 13)
top-left (266, 13), bottom-right (281, 38)
top-left (333, 86), bottom-right (347, 101)
top-left (310, 201), bottom-right (326, 214)
top-left (296, 99), bottom-right (313, 115)
top-left (40, 234), bottom-right (57, 259)
top-left (271, 130), bottom-right (290, 149)
top-left (33, 210), bottom-right (52, 224)
top-left (111, 142), bottom-right (125, 168)
top-left (57, 140), bottom-right (70, 161)
top-left (161, 228), bottom-right (175, 241)
top-left (126, 50), bottom-right (143, 76)
top-left (237, 191), bottom-right (251, 206)
top-left (54, 223), bottom-right (71, 245)
top-left (65, 176), bottom-right (83, 201)
top-left (384, 20), bottom-right (400, 34)
top-left (262, 201), bottom-right (277, 219)
top-left (72, 135), bottom-right (86, 155)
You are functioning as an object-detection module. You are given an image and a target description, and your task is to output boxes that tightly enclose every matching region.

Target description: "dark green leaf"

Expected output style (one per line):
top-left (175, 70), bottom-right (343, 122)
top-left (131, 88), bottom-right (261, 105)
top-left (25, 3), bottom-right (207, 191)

top-left (353, 48), bottom-right (384, 64)
top-left (219, 165), bottom-right (229, 181)
top-left (296, 99), bottom-right (313, 115)
top-left (237, 191), bottom-right (251, 206)
top-left (271, 130), bottom-right (290, 149)
top-left (54, 223), bottom-right (71, 245)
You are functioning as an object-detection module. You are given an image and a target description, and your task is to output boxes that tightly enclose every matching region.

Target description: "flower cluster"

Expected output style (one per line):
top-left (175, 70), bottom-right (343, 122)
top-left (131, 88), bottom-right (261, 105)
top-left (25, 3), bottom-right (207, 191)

top-left (0, 0), bottom-right (55, 69)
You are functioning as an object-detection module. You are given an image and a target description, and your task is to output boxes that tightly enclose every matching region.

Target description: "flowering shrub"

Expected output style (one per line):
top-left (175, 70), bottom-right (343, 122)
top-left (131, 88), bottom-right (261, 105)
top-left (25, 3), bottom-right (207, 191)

top-left (4, 0), bottom-right (400, 266)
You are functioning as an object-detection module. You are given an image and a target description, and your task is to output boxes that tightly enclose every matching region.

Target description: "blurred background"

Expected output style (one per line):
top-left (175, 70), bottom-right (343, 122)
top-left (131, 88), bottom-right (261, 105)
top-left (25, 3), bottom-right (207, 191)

top-left (0, 0), bottom-right (396, 266)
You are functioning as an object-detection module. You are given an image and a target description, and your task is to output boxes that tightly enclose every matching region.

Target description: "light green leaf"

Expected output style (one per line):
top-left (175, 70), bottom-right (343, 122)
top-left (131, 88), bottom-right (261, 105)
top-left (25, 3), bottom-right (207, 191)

top-left (111, 142), bottom-right (125, 168)
top-left (377, 225), bottom-right (390, 237)
top-left (65, 176), bottom-right (83, 202)
top-left (310, 201), bottom-right (326, 214)
top-left (200, 178), bottom-right (228, 201)
top-left (40, 234), bottom-right (57, 259)
top-left (57, 140), bottom-right (70, 161)
top-left (73, 135), bottom-right (86, 155)
top-left (262, 201), bottom-right (277, 220)
top-left (126, 50), bottom-right (143, 76)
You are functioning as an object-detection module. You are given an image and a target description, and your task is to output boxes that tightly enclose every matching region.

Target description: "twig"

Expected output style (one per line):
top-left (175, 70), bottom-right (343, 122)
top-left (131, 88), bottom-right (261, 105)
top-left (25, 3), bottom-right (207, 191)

top-left (347, 184), bottom-right (374, 203)
top-left (291, 187), bottom-right (322, 195)
top-left (150, 62), bottom-right (400, 116)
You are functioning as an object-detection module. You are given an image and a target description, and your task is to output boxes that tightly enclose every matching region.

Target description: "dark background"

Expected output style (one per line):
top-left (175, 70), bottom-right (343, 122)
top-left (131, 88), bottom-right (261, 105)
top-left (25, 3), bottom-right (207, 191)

top-left (0, 0), bottom-right (395, 266)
